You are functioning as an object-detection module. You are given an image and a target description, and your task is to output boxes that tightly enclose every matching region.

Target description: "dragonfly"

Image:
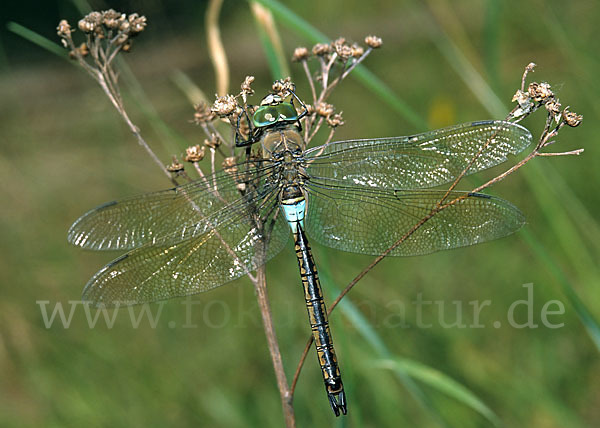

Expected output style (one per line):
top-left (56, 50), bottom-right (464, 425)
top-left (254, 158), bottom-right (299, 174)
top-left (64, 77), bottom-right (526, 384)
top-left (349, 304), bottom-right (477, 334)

top-left (68, 90), bottom-right (532, 416)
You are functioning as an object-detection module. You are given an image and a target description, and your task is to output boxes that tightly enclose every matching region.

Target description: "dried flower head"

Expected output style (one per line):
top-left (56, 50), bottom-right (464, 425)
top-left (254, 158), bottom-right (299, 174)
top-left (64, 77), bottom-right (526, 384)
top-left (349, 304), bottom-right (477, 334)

top-left (312, 43), bottom-right (331, 56)
top-left (204, 134), bottom-right (222, 149)
top-left (57, 20), bottom-right (72, 37)
top-left (184, 144), bottom-right (206, 163)
top-left (69, 43), bottom-right (89, 59)
top-left (292, 47), bottom-right (310, 62)
top-left (545, 99), bottom-right (562, 121)
top-left (562, 108), bottom-right (583, 127)
top-left (192, 102), bottom-right (216, 124)
top-left (304, 104), bottom-right (315, 116)
top-left (241, 76), bottom-right (255, 96)
top-left (332, 37), bottom-right (353, 60)
top-left (102, 9), bottom-right (122, 26)
top-left (222, 157), bottom-right (238, 174)
top-left (315, 102), bottom-right (335, 117)
top-left (350, 43), bottom-right (364, 58)
top-left (128, 13), bottom-right (147, 34)
top-left (211, 94), bottom-right (237, 117)
top-left (272, 77), bottom-right (294, 97)
top-left (326, 112), bottom-right (345, 128)
top-left (166, 157), bottom-right (184, 173)
top-left (365, 35), bottom-right (382, 49)
top-left (78, 17), bottom-right (97, 33)
top-left (528, 82), bottom-right (553, 103)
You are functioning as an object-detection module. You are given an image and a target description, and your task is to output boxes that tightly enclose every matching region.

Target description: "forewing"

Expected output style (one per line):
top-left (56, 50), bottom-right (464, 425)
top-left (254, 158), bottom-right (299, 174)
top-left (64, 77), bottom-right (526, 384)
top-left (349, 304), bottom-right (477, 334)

top-left (304, 181), bottom-right (525, 256)
top-left (305, 120), bottom-right (531, 189)
top-left (68, 162), bottom-right (276, 250)
top-left (82, 195), bottom-right (289, 306)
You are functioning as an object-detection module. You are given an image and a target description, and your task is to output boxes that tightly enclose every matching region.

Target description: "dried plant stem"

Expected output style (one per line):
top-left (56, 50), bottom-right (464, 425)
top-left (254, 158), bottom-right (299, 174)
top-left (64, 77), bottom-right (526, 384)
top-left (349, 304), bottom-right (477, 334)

top-left (252, 263), bottom-right (296, 428)
top-left (301, 60), bottom-right (317, 104)
top-left (206, 0), bottom-right (229, 95)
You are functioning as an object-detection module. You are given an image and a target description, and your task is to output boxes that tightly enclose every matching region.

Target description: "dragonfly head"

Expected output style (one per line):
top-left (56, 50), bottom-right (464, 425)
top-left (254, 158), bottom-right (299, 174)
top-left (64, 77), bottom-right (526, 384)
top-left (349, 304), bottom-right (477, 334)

top-left (252, 95), bottom-right (300, 129)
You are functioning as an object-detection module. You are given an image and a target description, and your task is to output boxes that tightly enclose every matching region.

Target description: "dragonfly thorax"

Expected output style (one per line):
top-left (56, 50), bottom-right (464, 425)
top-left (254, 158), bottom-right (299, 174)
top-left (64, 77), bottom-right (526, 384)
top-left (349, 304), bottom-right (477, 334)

top-left (261, 127), bottom-right (306, 159)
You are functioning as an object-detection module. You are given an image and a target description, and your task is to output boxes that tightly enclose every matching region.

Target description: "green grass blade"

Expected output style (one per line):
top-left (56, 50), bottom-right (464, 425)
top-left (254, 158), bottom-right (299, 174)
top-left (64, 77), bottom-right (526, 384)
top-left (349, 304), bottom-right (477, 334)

top-left (521, 229), bottom-right (600, 352)
top-left (249, 0), bottom-right (330, 43)
top-left (483, 0), bottom-right (502, 94)
top-left (427, 24), bottom-right (506, 118)
top-left (250, 1), bottom-right (290, 80)
top-left (376, 358), bottom-right (500, 427)
top-left (170, 69), bottom-right (209, 105)
top-left (6, 22), bottom-right (68, 59)
top-left (249, 0), bottom-right (427, 129)
top-left (333, 289), bottom-right (450, 427)
top-left (353, 66), bottom-right (428, 129)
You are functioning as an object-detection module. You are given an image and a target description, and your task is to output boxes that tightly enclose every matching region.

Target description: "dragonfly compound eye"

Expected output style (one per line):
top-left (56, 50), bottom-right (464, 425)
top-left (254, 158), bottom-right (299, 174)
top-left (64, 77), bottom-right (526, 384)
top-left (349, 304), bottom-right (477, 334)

top-left (252, 103), bottom-right (299, 129)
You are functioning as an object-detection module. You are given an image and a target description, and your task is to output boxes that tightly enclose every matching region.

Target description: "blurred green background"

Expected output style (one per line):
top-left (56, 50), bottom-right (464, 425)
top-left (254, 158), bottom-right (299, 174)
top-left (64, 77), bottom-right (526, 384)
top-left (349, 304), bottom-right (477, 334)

top-left (1, 0), bottom-right (598, 427)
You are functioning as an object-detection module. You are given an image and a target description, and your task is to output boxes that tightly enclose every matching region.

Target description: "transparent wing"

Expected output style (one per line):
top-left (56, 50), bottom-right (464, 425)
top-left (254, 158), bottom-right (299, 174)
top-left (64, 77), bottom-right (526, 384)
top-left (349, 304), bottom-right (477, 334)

top-left (82, 192), bottom-right (289, 306)
top-left (304, 181), bottom-right (525, 256)
top-left (68, 160), bottom-right (277, 250)
top-left (304, 120), bottom-right (531, 189)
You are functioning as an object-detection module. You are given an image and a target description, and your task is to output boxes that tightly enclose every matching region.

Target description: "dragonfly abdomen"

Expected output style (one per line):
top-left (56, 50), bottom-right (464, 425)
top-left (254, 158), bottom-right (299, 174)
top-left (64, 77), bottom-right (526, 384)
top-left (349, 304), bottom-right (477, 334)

top-left (293, 224), bottom-right (347, 416)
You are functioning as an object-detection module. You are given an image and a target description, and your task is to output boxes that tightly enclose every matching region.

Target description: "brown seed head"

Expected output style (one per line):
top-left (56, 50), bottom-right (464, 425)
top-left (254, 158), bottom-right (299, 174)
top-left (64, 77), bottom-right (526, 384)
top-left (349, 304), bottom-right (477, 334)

top-left (272, 77), bottom-right (294, 97)
top-left (204, 134), bottom-right (222, 149)
top-left (69, 43), bottom-right (89, 59)
top-left (528, 82), bottom-right (553, 103)
top-left (315, 102), bottom-right (334, 117)
top-left (312, 43), bottom-right (331, 56)
top-left (292, 47), bottom-right (310, 62)
top-left (365, 35), bottom-right (382, 48)
top-left (103, 17), bottom-right (120, 29)
top-left (78, 17), bottom-right (97, 33)
top-left (351, 43), bottom-right (364, 58)
top-left (304, 104), bottom-right (315, 116)
top-left (545, 99), bottom-right (562, 118)
top-left (193, 102), bottom-right (216, 124)
top-left (166, 157), bottom-right (184, 173)
top-left (222, 157), bottom-right (238, 174)
top-left (326, 113), bottom-right (345, 128)
top-left (332, 38), bottom-right (352, 60)
top-left (115, 33), bottom-right (129, 45)
top-left (57, 20), bottom-right (72, 37)
top-left (562, 108), bottom-right (583, 127)
top-left (119, 19), bottom-right (131, 33)
top-left (102, 9), bottom-right (121, 21)
top-left (211, 94), bottom-right (237, 117)
top-left (102, 9), bottom-right (123, 29)
top-left (128, 13), bottom-right (147, 34)
top-left (241, 76), bottom-right (255, 96)
top-left (184, 145), bottom-right (206, 163)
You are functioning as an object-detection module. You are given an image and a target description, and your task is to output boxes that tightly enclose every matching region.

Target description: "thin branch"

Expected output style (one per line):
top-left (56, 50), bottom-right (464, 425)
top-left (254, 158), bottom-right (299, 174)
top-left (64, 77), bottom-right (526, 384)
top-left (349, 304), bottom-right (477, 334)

top-left (253, 262), bottom-right (296, 428)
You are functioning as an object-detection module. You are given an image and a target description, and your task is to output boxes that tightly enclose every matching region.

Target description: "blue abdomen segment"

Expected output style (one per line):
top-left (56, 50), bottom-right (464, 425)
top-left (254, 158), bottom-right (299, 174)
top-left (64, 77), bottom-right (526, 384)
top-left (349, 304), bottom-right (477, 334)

top-left (281, 198), bottom-right (306, 233)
